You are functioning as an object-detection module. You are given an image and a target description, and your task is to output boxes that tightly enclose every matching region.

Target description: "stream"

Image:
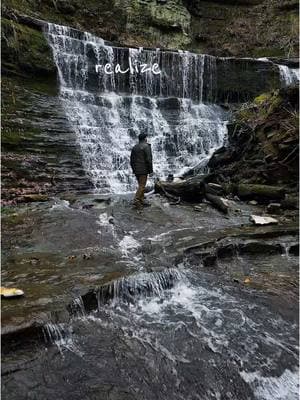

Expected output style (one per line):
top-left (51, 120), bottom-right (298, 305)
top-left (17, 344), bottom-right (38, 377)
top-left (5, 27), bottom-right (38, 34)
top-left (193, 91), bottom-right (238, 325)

top-left (2, 194), bottom-right (299, 400)
top-left (1, 22), bottom-right (299, 400)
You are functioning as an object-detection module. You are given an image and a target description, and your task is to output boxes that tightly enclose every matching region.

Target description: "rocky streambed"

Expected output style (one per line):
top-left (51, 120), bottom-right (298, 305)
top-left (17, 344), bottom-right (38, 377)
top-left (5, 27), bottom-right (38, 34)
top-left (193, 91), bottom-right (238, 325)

top-left (1, 191), bottom-right (299, 399)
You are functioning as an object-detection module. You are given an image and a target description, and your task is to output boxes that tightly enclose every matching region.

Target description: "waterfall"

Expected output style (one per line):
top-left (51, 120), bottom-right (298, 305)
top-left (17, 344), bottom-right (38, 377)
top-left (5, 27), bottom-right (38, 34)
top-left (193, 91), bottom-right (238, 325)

top-left (278, 65), bottom-right (300, 87)
top-left (44, 23), bottom-right (228, 193)
top-left (68, 268), bottom-right (184, 315)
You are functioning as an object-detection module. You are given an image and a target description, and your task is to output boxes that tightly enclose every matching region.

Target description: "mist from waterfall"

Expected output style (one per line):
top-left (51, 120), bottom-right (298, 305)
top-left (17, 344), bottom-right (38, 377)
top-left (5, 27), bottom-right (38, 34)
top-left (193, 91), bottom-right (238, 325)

top-left (45, 23), bottom-right (228, 193)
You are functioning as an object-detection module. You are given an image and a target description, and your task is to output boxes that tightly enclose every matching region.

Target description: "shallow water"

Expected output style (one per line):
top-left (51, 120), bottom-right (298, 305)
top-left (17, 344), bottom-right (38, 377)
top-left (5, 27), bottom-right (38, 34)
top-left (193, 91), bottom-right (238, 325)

top-left (2, 267), bottom-right (299, 400)
top-left (1, 195), bottom-right (299, 399)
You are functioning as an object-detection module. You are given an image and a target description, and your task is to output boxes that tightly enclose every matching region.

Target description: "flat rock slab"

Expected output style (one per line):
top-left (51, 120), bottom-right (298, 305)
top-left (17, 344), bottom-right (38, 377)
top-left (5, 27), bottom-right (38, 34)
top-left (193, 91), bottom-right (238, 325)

top-left (250, 215), bottom-right (278, 225)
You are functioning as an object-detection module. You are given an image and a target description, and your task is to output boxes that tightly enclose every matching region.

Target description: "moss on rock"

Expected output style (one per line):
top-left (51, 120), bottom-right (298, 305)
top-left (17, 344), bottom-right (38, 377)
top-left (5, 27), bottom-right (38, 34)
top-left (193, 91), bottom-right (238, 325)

top-left (3, 0), bottom-right (298, 57)
top-left (209, 87), bottom-right (299, 189)
top-left (2, 18), bottom-right (56, 77)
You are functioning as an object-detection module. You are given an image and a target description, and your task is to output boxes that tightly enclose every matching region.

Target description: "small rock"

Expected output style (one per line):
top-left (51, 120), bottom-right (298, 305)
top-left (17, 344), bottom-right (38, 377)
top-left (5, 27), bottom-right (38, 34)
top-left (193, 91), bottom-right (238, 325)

top-left (249, 200), bottom-right (258, 205)
top-left (1, 287), bottom-right (24, 298)
top-left (250, 215), bottom-right (278, 225)
top-left (194, 205), bottom-right (203, 212)
top-left (267, 203), bottom-right (281, 214)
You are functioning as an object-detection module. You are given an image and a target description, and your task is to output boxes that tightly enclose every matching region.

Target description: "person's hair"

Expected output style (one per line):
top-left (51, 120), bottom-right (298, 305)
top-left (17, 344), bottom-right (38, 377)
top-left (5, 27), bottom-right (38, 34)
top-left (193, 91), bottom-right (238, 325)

top-left (138, 133), bottom-right (148, 141)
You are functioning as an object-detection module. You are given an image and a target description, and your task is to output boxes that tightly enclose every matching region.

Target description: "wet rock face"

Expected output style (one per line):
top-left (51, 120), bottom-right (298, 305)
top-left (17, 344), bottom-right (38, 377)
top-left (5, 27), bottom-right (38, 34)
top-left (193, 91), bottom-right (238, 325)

top-left (2, 18), bottom-right (56, 77)
top-left (1, 76), bottom-right (92, 204)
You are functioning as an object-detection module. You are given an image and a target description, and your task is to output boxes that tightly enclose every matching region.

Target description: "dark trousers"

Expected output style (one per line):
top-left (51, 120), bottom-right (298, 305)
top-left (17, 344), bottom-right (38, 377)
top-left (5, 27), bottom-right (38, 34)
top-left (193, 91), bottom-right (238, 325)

top-left (134, 175), bottom-right (147, 207)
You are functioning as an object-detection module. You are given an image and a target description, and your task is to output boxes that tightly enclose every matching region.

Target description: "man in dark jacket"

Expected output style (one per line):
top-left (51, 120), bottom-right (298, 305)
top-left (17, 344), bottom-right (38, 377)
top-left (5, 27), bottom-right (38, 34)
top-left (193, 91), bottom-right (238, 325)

top-left (130, 133), bottom-right (153, 209)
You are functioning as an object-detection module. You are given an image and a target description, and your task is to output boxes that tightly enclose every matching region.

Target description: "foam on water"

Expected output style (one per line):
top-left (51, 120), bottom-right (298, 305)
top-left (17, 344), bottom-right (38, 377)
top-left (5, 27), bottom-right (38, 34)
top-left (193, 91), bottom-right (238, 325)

top-left (61, 268), bottom-right (298, 398)
top-left (240, 369), bottom-right (299, 400)
top-left (50, 199), bottom-right (71, 211)
top-left (119, 234), bottom-right (141, 257)
top-left (94, 271), bottom-right (298, 385)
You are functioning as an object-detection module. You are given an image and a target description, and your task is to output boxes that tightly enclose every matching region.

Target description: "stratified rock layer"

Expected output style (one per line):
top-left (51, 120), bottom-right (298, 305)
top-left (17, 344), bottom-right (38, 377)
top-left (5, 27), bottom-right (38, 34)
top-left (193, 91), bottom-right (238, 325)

top-left (1, 77), bottom-right (92, 204)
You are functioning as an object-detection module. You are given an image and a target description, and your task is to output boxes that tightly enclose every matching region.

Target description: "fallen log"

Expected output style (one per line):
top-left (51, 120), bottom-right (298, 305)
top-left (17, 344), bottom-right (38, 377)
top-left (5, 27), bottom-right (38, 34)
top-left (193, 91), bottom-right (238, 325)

top-left (155, 176), bottom-right (229, 213)
top-left (204, 193), bottom-right (229, 214)
top-left (154, 175), bottom-right (206, 201)
top-left (236, 184), bottom-right (285, 203)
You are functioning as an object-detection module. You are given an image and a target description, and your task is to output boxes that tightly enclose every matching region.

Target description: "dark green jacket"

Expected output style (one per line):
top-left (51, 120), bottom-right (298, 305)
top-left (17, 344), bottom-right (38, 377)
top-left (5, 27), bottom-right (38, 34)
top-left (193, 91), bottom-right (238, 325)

top-left (130, 142), bottom-right (153, 175)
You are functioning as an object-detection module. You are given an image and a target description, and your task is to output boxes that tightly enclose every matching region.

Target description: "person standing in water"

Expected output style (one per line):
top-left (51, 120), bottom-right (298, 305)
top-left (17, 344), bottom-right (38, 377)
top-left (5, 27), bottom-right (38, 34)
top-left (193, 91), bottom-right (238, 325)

top-left (130, 133), bottom-right (153, 210)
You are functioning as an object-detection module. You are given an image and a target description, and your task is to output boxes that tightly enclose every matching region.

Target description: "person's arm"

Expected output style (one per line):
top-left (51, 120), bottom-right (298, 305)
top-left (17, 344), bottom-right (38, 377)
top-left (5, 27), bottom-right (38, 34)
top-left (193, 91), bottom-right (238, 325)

top-left (144, 144), bottom-right (153, 174)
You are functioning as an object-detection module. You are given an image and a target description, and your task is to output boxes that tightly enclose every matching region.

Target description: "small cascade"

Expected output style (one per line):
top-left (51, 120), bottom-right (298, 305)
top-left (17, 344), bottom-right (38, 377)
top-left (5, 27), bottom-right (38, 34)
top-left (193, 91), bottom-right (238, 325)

top-left (278, 65), bottom-right (300, 87)
top-left (43, 322), bottom-right (82, 355)
top-left (43, 322), bottom-right (67, 344)
top-left (70, 268), bottom-right (184, 314)
top-left (44, 23), bottom-right (228, 193)
top-left (98, 268), bottom-right (183, 304)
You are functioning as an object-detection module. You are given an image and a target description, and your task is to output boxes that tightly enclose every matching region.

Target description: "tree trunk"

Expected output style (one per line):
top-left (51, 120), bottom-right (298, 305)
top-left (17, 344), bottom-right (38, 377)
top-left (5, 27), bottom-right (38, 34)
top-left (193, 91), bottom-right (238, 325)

top-left (204, 193), bottom-right (229, 214)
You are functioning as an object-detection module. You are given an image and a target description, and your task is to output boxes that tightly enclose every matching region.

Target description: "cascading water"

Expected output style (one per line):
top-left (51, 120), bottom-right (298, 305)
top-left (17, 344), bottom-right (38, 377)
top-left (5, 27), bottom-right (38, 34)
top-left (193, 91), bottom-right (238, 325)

top-left (44, 23), bottom-right (228, 193)
top-left (278, 64), bottom-right (300, 87)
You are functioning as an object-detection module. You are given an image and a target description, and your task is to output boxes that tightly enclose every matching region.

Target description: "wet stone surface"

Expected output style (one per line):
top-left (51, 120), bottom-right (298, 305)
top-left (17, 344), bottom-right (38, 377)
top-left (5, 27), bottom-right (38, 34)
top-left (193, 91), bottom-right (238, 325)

top-left (1, 192), bottom-right (299, 399)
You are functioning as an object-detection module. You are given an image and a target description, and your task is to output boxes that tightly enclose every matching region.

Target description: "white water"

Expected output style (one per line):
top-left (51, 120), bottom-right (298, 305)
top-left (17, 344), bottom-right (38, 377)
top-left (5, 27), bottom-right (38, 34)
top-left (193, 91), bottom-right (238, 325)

top-left (240, 369), bottom-right (299, 400)
top-left (75, 268), bottom-right (299, 399)
top-left (44, 23), bottom-right (228, 193)
top-left (278, 65), bottom-right (300, 87)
